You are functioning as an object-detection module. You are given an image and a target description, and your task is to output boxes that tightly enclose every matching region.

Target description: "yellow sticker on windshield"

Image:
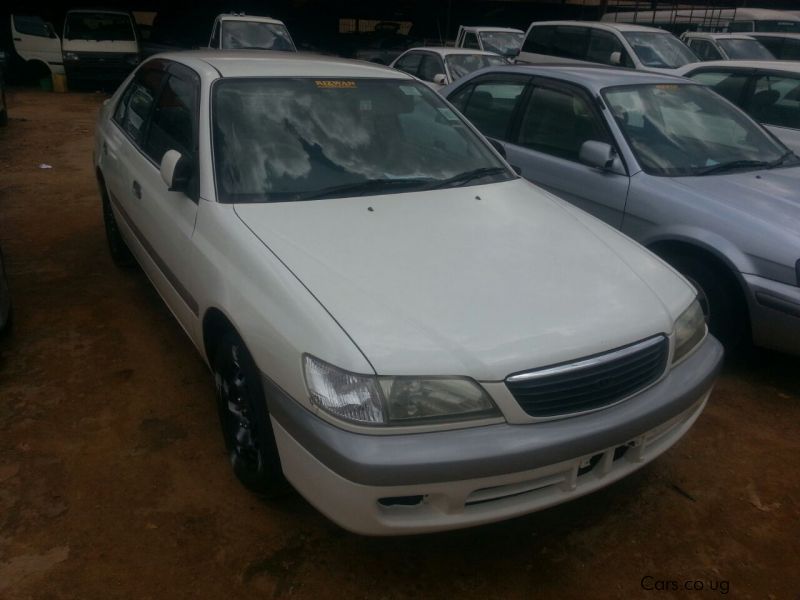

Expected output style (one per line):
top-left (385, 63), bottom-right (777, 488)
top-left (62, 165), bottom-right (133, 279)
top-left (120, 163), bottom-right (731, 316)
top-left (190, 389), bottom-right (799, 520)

top-left (315, 80), bottom-right (357, 89)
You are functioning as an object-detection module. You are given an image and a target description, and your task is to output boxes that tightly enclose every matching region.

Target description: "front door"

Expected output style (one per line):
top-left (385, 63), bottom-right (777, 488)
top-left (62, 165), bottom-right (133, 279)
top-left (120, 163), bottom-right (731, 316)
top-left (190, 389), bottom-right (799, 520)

top-left (11, 14), bottom-right (63, 75)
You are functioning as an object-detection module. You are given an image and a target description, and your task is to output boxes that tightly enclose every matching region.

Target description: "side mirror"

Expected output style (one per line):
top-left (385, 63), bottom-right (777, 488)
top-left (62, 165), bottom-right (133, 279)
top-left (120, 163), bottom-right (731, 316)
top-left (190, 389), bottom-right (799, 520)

top-left (433, 73), bottom-right (448, 86)
top-left (579, 140), bottom-right (617, 170)
top-left (160, 150), bottom-right (192, 193)
top-left (610, 51), bottom-right (622, 66)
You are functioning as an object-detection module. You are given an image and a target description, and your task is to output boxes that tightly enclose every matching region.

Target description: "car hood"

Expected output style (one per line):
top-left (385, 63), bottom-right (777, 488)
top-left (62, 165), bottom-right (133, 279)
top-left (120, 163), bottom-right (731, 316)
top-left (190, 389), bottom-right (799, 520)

top-left (235, 179), bottom-right (692, 380)
top-left (671, 166), bottom-right (800, 233)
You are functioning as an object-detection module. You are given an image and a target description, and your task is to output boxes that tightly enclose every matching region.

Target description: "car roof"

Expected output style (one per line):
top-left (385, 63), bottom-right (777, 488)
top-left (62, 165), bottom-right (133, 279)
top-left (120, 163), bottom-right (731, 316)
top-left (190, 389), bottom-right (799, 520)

top-left (460, 26), bottom-right (524, 34)
top-left (683, 33), bottom-right (756, 40)
top-left (467, 64), bottom-right (690, 92)
top-left (401, 47), bottom-right (502, 57)
top-left (678, 59), bottom-right (800, 74)
top-left (217, 13), bottom-right (284, 25)
top-left (155, 50), bottom-right (414, 79)
top-left (529, 20), bottom-right (670, 34)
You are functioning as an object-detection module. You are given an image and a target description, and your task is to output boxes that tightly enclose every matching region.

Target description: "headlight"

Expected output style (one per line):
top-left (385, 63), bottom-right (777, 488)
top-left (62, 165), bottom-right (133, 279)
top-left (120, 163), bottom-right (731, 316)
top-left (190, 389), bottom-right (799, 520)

top-left (672, 299), bottom-right (706, 364)
top-left (303, 355), bottom-right (499, 426)
top-left (63, 52), bottom-right (80, 62)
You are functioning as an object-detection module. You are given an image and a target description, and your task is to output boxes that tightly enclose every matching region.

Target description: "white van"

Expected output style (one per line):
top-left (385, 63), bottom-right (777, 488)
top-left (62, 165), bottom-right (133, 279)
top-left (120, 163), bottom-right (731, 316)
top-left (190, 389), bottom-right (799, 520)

top-left (61, 9), bottom-right (140, 87)
top-left (208, 14), bottom-right (296, 51)
top-left (9, 14), bottom-right (64, 78)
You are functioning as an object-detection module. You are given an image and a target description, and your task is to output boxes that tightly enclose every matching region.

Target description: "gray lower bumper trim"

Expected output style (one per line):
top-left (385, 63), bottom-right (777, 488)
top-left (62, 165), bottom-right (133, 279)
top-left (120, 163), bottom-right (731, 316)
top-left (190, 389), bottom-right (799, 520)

top-left (265, 336), bottom-right (723, 487)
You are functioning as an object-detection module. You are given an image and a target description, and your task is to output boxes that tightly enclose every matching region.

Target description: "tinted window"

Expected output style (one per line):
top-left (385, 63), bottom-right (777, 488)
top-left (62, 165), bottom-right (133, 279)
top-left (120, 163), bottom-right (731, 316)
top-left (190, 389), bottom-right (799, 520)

top-left (418, 54), bottom-right (445, 82)
top-left (623, 32), bottom-right (698, 68)
top-left (463, 33), bottom-right (480, 49)
top-left (749, 74), bottom-right (800, 130)
top-left (689, 40), bottom-right (723, 61)
top-left (586, 30), bottom-right (631, 66)
top-left (212, 78), bottom-right (510, 203)
top-left (522, 25), bottom-right (556, 55)
top-left (753, 36), bottom-right (784, 56)
top-left (114, 68), bottom-right (165, 145)
top-left (552, 26), bottom-right (589, 60)
top-left (221, 20), bottom-right (295, 51)
top-left (65, 12), bottom-right (136, 42)
top-left (688, 71), bottom-right (749, 105)
top-left (210, 22), bottom-right (220, 48)
top-left (753, 21), bottom-right (800, 34)
top-left (144, 74), bottom-right (196, 163)
top-left (717, 38), bottom-right (773, 60)
top-left (780, 39), bottom-right (800, 60)
top-left (395, 52), bottom-right (422, 76)
top-left (728, 22), bottom-right (754, 33)
top-left (517, 85), bottom-right (610, 162)
top-left (13, 15), bottom-right (52, 37)
top-left (479, 31), bottom-right (524, 56)
top-left (446, 54), bottom-right (507, 81)
top-left (460, 80), bottom-right (526, 140)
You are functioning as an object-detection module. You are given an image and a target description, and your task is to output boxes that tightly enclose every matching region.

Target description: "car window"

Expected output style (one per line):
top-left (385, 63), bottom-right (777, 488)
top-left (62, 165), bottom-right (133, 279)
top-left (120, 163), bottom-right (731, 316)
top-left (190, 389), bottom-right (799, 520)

top-left (446, 54), bottom-right (507, 81)
top-left (394, 52), bottom-right (422, 76)
top-left (463, 33), bottom-right (480, 49)
top-left (604, 83), bottom-right (786, 177)
top-left (522, 25), bottom-right (557, 56)
top-left (209, 21), bottom-right (220, 48)
top-left (552, 26), bottom-right (589, 60)
top-left (64, 12), bottom-right (136, 42)
top-left (517, 85), bottom-right (610, 162)
top-left (716, 38), bottom-right (773, 60)
top-left (748, 73), bottom-right (800, 130)
top-left (114, 68), bottom-right (165, 146)
top-left (688, 71), bottom-right (750, 105)
top-left (221, 20), bottom-right (295, 51)
top-left (13, 15), bottom-right (52, 37)
top-left (622, 32), bottom-right (698, 68)
top-left (459, 80), bottom-right (526, 140)
top-left (728, 21), bottom-right (754, 33)
top-left (212, 78), bottom-right (511, 203)
top-left (418, 54), bottom-right (445, 83)
top-left (144, 74), bottom-right (197, 164)
top-left (586, 30), bottom-right (632, 67)
top-left (781, 39), bottom-right (800, 60)
top-left (690, 40), bottom-right (723, 61)
top-left (752, 36), bottom-right (784, 57)
top-left (479, 31), bottom-right (524, 57)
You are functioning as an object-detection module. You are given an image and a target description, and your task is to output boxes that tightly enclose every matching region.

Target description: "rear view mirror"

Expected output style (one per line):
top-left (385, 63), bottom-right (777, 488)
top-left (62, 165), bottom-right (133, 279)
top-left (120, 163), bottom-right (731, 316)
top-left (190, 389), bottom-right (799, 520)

top-left (579, 140), bottom-right (617, 170)
top-left (160, 149), bottom-right (192, 193)
top-left (610, 51), bottom-right (622, 66)
top-left (433, 73), bottom-right (448, 86)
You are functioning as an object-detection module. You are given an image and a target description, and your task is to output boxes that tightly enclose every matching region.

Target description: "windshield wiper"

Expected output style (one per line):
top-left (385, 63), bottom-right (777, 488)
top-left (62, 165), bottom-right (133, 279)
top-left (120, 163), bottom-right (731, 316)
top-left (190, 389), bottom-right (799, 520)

top-left (768, 150), bottom-right (797, 169)
top-left (294, 178), bottom-right (433, 201)
top-left (695, 159), bottom-right (772, 176)
top-left (424, 166), bottom-right (510, 190)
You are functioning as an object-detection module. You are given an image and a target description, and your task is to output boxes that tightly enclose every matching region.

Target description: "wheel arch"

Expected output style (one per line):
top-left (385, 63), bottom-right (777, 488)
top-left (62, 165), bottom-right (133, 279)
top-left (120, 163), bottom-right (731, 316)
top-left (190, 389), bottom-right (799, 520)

top-left (202, 306), bottom-right (239, 367)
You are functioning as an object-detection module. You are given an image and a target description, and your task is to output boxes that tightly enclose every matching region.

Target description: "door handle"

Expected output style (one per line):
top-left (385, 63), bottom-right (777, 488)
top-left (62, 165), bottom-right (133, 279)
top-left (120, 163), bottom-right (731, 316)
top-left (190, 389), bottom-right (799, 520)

top-left (132, 180), bottom-right (142, 199)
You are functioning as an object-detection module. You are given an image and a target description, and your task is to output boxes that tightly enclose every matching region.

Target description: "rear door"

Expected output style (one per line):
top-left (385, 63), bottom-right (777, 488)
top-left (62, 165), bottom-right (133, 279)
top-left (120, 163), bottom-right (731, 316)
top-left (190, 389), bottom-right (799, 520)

top-left (11, 14), bottom-right (62, 75)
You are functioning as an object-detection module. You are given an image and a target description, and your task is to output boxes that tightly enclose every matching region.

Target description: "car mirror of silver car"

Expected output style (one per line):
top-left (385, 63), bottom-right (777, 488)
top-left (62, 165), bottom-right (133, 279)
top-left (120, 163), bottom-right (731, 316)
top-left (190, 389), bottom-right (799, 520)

top-left (160, 149), bottom-right (192, 194)
top-left (433, 73), bottom-right (448, 86)
top-left (579, 140), bottom-right (617, 171)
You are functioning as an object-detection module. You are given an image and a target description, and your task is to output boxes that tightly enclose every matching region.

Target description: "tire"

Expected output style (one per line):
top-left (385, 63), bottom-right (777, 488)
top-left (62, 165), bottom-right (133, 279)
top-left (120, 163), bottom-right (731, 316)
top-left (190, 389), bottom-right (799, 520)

top-left (666, 252), bottom-right (748, 350)
top-left (213, 330), bottom-right (286, 497)
top-left (100, 183), bottom-right (135, 268)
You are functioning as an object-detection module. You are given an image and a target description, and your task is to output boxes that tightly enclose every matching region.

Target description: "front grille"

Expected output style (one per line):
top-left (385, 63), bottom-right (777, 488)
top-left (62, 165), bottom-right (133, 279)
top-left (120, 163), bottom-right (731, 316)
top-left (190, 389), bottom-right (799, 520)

top-left (506, 336), bottom-right (669, 418)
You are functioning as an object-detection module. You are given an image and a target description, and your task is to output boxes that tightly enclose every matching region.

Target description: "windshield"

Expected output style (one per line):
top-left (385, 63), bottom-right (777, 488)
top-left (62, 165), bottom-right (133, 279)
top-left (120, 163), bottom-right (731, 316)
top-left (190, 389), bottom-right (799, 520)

top-left (212, 78), bottom-right (511, 203)
top-left (446, 54), bottom-right (508, 80)
top-left (754, 21), bottom-right (800, 33)
top-left (623, 32), bottom-right (698, 68)
top-left (479, 31), bottom-right (524, 56)
top-left (65, 12), bottom-right (135, 42)
top-left (221, 21), bottom-right (296, 51)
top-left (603, 83), bottom-right (790, 176)
top-left (718, 38), bottom-right (774, 59)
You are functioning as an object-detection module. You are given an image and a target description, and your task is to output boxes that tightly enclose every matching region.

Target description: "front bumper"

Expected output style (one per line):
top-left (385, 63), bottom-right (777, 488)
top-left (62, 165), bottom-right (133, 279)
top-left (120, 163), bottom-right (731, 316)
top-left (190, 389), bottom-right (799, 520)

top-left (266, 335), bottom-right (723, 535)
top-left (743, 273), bottom-right (800, 355)
top-left (64, 53), bottom-right (137, 86)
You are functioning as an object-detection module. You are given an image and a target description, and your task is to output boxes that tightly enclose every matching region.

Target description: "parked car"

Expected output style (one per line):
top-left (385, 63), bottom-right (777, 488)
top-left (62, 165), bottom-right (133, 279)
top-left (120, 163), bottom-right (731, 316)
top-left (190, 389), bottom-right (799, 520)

top-left (62, 9), bottom-right (140, 87)
top-left (94, 51), bottom-right (722, 535)
top-left (208, 13), bottom-right (296, 52)
top-left (0, 244), bottom-right (10, 334)
top-left (678, 60), bottom-right (800, 153)
top-left (391, 47), bottom-right (507, 88)
top-left (444, 65), bottom-right (800, 355)
top-left (518, 21), bottom-right (698, 73)
top-left (455, 26), bottom-right (524, 59)
top-left (747, 33), bottom-right (800, 61)
top-left (354, 32), bottom-right (414, 65)
top-left (726, 8), bottom-right (800, 34)
top-left (681, 33), bottom-right (774, 61)
top-left (0, 50), bottom-right (7, 125)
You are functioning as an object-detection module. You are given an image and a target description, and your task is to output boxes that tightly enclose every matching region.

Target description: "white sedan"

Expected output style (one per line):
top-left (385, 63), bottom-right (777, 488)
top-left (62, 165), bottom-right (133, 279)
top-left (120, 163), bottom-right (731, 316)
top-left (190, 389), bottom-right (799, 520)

top-left (391, 47), bottom-right (507, 88)
top-left (94, 51), bottom-right (722, 535)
